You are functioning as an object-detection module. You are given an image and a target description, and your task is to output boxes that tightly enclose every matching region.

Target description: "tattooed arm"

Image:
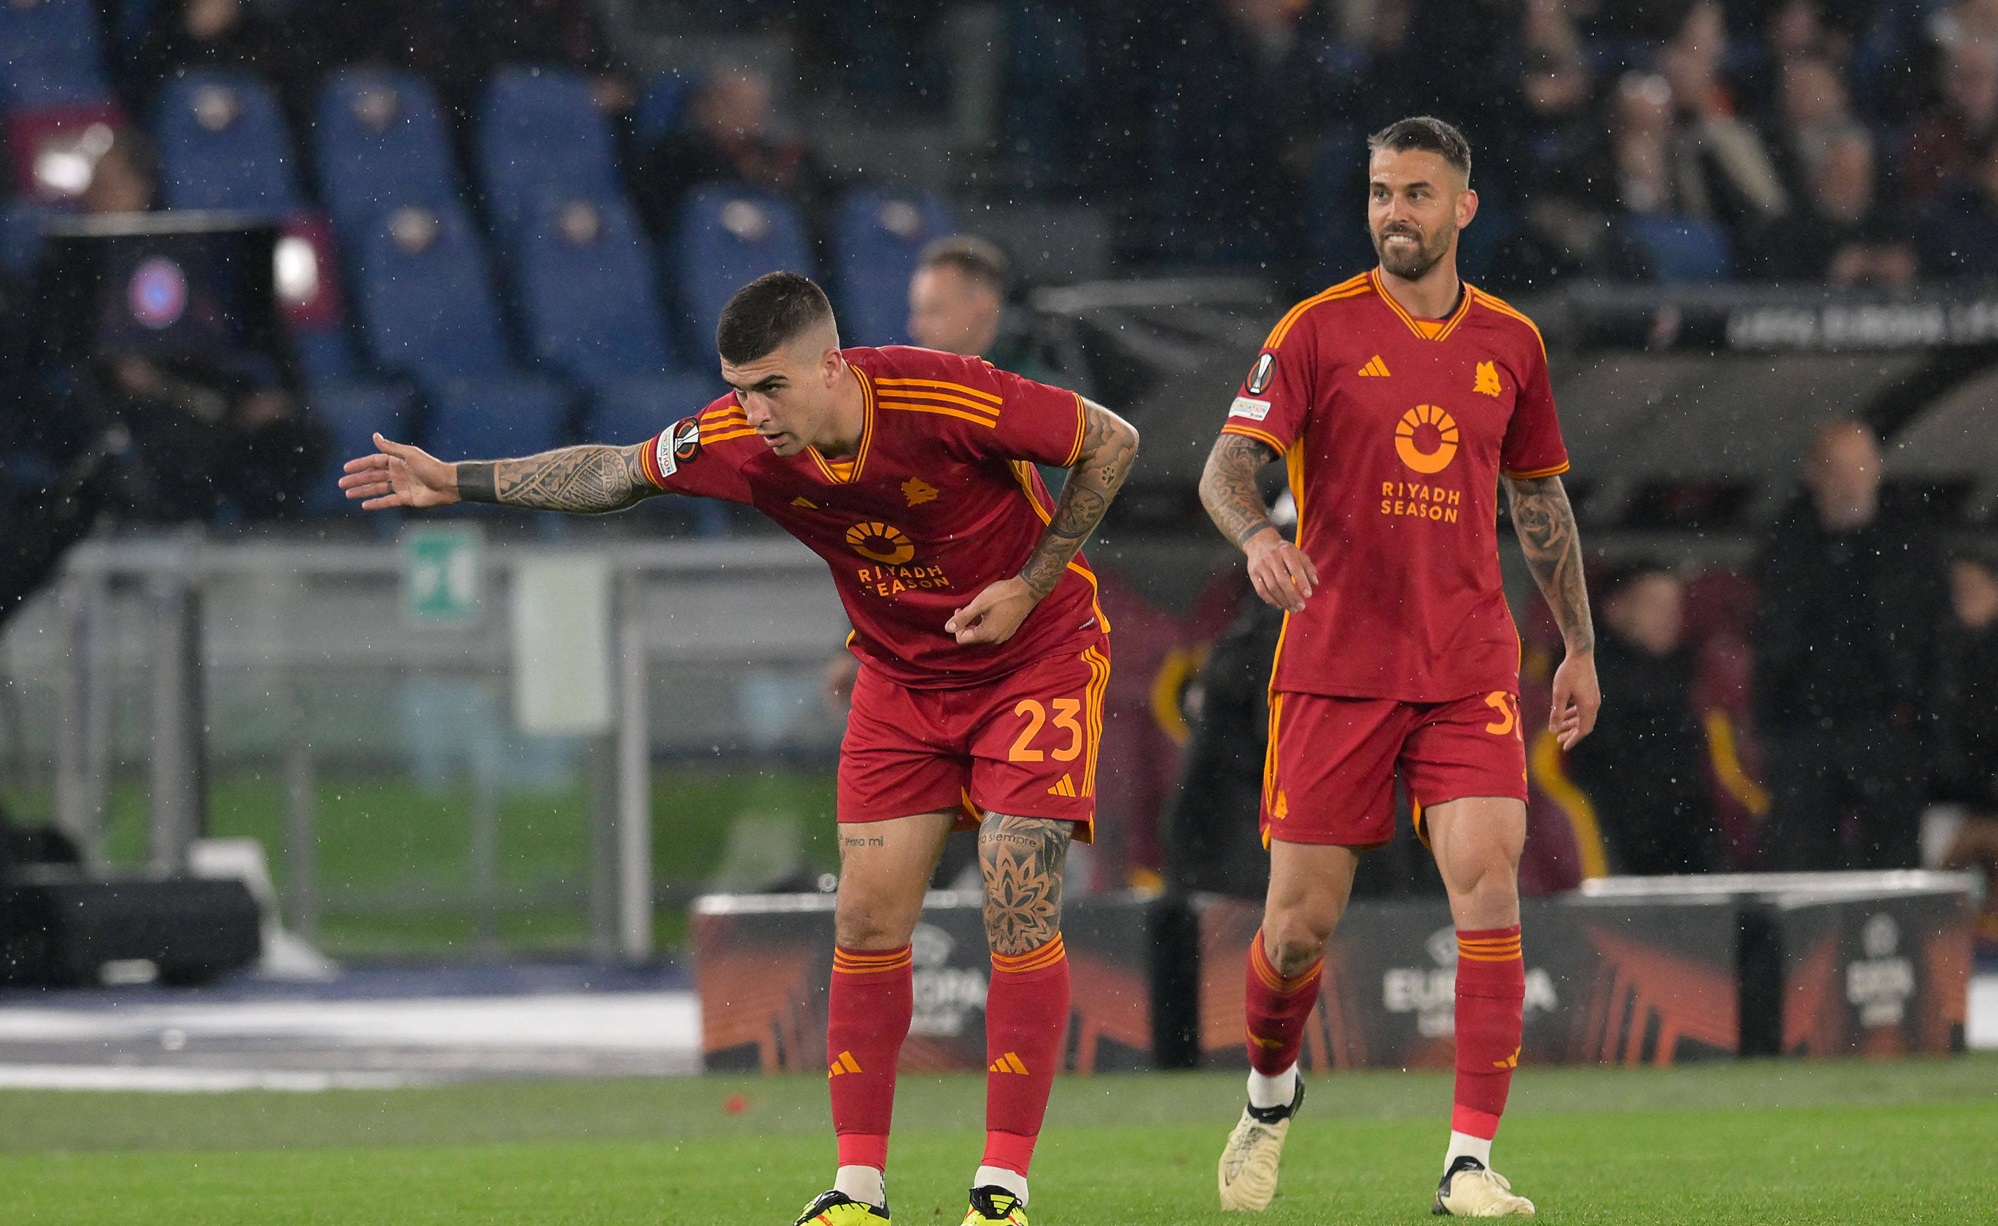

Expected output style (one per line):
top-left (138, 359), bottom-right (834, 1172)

top-left (1503, 473), bottom-right (1601, 747)
top-left (947, 399), bottom-right (1139, 646)
top-left (978, 812), bottom-right (1071, 955)
top-left (340, 433), bottom-right (662, 514)
top-left (1198, 432), bottom-right (1319, 613)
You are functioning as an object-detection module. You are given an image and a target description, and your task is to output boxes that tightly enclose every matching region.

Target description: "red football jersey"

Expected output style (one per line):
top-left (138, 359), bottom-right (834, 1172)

top-left (1222, 270), bottom-right (1570, 703)
top-left (638, 346), bottom-right (1104, 688)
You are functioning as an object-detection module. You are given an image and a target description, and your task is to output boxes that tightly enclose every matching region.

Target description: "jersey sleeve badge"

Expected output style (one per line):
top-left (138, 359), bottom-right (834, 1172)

top-left (655, 416), bottom-right (702, 478)
top-left (1245, 352), bottom-right (1275, 395)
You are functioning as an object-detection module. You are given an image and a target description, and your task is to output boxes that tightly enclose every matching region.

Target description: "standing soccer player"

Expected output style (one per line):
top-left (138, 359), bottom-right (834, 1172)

top-left (1199, 117), bottom-right (1598, 1217)
top-left (342, 272), bottom-right (1138, 1226)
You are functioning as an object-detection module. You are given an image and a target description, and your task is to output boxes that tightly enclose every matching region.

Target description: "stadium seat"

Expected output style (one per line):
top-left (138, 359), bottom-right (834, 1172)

top-left (274, 213), bottom-right (357, 388)
top-left (1620, 215), bottom-right (1734, 284)
top-left (350, 201), bottom-right (515, 384)
top-left (0, 0), bottom-right (111, 113)
top-left (2, 100), bottom-right (126, 201)
top-left (302, 382), bottom-right (411, 514)
top-left (313, 69), bottom-right (460, 240)
top-left (589, 370), bottom-right (727, 444)
top-left (0, 200), bottom-right (55, 276)
top-left (154, 70), bottom-right (302, 214)
top-left (512, 196), bottom-right (678, 387)
top-left (476, 66), bottom-right (623, 239)
top-left (634, 70), bottom-right (693, 146)
top-left (422, 375), bottom-right (570, 461)
top-left (832, 187), bottom-right (954, 347)
top-left (671, 185), bottom-right (813, 364)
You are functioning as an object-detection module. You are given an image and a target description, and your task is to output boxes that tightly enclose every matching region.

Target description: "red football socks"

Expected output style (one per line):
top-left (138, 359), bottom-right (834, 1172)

top-left (1243, 928), bottom-right (1323, 1075)
top-left (1451, 925), bottom-right (1525, 1139)
top-left (827, 944), bottom-right (914, 1171)
top-left (981, 934), bottom-right (1071, 1175)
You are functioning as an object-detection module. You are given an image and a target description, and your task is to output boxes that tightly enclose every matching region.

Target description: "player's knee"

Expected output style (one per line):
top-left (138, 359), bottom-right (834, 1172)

top-left (833, 892), bottom-right (917, 950)
top-left (1262, 912), bottom-right (1334, 976)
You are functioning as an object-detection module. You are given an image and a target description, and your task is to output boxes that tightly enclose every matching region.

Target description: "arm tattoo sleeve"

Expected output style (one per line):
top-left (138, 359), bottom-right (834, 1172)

top-left (491, 444), bottom-right (657, 514)
top-left (1199, 432), bottom-right (1280, 550)
top-left (978, 812), bottom-right (1071, 955)
top-left (1016, 400), bottom-right (1138, 599)
top-left (1505, 474), bottom-right (1595, 653)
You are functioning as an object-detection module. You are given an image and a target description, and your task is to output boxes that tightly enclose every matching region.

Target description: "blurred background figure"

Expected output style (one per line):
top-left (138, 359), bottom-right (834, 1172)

top-left (1565, 562), bottom-right (1719, 876)
top-left (1901, 36), bottom-right (1998, 209)
top-left (906, 235), bottom-right (1057, 382)
top-left (1918, 127), bottom-right (1998, 277)
top-left (632, 66), bottom-right (835, 240)
top-left (1932, 550), bottom-right (1998, 951)
top-left (1754, 126), bottom-right (1915, 285)
top-left (1753, 421), bottom-right (1945, 871)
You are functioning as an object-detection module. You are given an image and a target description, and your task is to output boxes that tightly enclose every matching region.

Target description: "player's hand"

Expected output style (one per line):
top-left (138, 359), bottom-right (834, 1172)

top-left (1548, 648), bottom-right (1601, 750)
top-left (947, 577), bottom-right (1037, 646)
top-left (339, 434), bottom-right (459, 510)
top-left (1243, 528), bottom-right (1317, 613)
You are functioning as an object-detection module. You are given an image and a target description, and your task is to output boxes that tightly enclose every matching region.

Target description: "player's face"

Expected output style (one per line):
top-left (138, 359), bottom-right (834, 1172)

top-left (1366, 148), bottom-right (1477, 282)
top-left (721, 328), bottom-right (844, 457)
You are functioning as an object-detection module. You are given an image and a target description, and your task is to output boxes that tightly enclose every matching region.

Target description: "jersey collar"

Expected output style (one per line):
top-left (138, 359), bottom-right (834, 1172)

top-left (807, 364), bottom-right (876, 484)
top-left (1369, 269), bottom-right (1473, 342)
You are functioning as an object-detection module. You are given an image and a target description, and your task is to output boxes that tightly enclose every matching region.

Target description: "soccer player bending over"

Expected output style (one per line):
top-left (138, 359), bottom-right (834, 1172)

top-left (1199, 117), bottom-right (1599, 1218)
top-left (342, 272), bottom-right (1138, 1226)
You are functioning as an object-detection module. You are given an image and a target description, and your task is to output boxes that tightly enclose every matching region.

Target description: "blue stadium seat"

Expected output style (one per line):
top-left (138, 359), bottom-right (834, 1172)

top-left (671, 185), bottom-right (813, 363)
top-left (477, 66), bottom-right (623, 238)
top-left (313, 69), bottom-right (460, 240)
top-left (634, 70), bottom-right (693, 145)
top-left (833, 187), bottom-right (954, 347)
top-left (0, 0), bottom-right (110, 112)
top-left (302, 382), bottom-right (410, 514)
top-left (154, 69), bottom-right (301, 213)
top-left (1621, 215), bottom-right (1734, 284)
top-left (291, 328), bottom-right (358, 389)
top-left (513, 196), bottom-right (677, 386)
top-left (589, 371), bottom-right (727, 444)
top-left (350, 201), bottom-right (515, 384)
top-left (423, 376), bottom-right (570, 461)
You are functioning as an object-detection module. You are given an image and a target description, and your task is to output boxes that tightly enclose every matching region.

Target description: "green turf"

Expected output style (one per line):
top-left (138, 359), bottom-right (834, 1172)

top-left (1, 1057), bottom-right (1993, 1223)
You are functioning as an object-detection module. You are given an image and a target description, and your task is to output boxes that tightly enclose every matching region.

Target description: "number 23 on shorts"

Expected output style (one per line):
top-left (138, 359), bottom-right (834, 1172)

top-left (1008, 698), bottom-right (1085, 762)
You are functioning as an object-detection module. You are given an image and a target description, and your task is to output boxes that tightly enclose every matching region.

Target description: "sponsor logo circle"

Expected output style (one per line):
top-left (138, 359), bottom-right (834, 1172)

top-left (846, 520), bottom-right (914, 565)
top-left (1395, 404), bottom-right (1459, 474)
top-left (128, 257), bottom-right (188, 329)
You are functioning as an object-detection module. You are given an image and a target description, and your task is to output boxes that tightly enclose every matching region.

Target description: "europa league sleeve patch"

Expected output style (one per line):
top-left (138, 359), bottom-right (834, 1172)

top-left (656, 416), bottom-right (702, 478)
top-left (1245, 352), bottom-right (1276, 395)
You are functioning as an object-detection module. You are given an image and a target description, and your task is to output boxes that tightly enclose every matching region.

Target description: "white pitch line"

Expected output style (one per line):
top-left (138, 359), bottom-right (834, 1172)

top-left (0, 1065), bottom-right (420, 1092)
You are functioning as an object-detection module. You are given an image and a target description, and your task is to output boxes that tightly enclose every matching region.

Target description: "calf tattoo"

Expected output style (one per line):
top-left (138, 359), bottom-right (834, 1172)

top-left (978, 812), bottom-right (1071, 955)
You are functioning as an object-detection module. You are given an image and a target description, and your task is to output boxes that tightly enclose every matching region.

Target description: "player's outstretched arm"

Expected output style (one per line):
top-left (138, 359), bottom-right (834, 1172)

top-left (947, 399), bottom-right (1139, 646)
top-left (1504, 473), bottom-right (1601, 748)
top-left (340, 434), bottom-right (662, 514)
top-left (1199, 433), bottom-right (1317, 613)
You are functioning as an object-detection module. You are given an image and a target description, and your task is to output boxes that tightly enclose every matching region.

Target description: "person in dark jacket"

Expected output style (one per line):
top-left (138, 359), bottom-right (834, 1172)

top-left (1933, 549), bottom-right (1998, 949)
top-left (1566, 562), bottom-right (1718, 875)
top-left (1752, 420), bottom-right (1945, 871)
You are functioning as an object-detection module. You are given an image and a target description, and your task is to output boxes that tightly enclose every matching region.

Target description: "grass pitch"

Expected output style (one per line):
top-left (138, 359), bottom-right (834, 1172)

top-left (1, 1056), bottom-right (1993, 1224)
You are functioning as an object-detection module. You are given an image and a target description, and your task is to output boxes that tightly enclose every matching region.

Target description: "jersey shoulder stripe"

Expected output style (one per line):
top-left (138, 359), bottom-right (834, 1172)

top-left (872, 386), bottom-right (1001, 418)
top-left (872, 376), bottom-right (1003, 406)
top-left (1468, 288), bottom-right (1548, 357)
top-left (877, 398), bottom-right (999, 428)
top-left (1263, 274), bottom-right (1374, 350)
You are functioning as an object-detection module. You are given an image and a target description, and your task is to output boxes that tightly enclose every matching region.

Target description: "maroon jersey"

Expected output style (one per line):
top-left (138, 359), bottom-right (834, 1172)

top-left (1222, 270), bottom-right (1570, 703)
top-left (638, 346), bottom-right (1103, 688)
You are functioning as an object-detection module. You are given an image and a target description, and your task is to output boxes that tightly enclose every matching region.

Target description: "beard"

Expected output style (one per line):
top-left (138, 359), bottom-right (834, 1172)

top-left (1372, 224), bottom-right (1451, 280)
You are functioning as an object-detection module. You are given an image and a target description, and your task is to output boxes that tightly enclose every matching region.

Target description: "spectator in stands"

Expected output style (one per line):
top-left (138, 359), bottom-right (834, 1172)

top-left (1754, 126), bottom-right (1916, 285)
top-left (1654, 2), bottom-right (1792, 238)
top-left (127, 0), bottom-right (296, 119)
top-left (907, 236), bottom-right (1058, 384)
top-left (1565, 563), bottom-right (1719, 876)
top-left (1499, 44), bottom-right (1624, 285)
top-left (1900, 37), bottom-right (1998, 209)
top-left (1917, 126), bottom-right (1998, 277)
top-left (68, 130), bottom-right (328, 524)
top-left (1752, 420), bottom-right (1944, 872)
top-left (1933, 549), bottom-right (1998, 949)
top-left (296, 0), bottom-right (470, 115)
top-left (462, 0), bottom-right (637, 118)
top-left (631, 67), bottom-right (835, 242)
top-left (1762, 49), bottom-right (1859, 205)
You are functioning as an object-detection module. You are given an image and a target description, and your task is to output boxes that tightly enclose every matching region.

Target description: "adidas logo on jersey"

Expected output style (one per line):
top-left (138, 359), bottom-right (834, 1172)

top-left (989, 1052), bottom-right (1030, 1074)
top-left (828, 1050), bottom-right (862, 1076)
top-left (1046, 774), bottom-right (1079, 797)
top-left (1358, 355), bottom-right (1391, 377)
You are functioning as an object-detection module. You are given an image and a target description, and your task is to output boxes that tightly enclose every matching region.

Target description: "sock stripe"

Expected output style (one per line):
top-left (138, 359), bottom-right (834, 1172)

top-left (1250, 931), bottom-right (1322, 994)
top-left (834, 945), bottom-right (914, 975)
top-left (991, 934), bottom-right (1066, 975)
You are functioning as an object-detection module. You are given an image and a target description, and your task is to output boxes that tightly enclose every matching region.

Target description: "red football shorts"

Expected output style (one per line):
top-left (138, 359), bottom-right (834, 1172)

top-left (838, 634), bottom-right (1110, 839)
top-left (1261, 689), bottom-right (1528, 847)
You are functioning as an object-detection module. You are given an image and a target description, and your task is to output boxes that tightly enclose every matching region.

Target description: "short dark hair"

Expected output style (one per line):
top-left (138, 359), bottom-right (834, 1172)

top-left (716, 271), bottom-right (835, 364)
top-left (917, 235), bottom-right (1010, 296)
top-left (1367, 116), bottom-right (1473, 182)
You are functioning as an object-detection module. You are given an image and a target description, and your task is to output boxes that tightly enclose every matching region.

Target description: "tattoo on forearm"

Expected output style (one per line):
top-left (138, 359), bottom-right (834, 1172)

top-left (979, 812), bottom-right (1070, 955)
top-left (1017, 401), bottom-right (1137, 599)
top-left (493, 445), bottom-right (653, 513)
top-left (1506, 475), bottom-right (1594, 653)
top-left (1200, 433), bottom-right (1281, 551)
